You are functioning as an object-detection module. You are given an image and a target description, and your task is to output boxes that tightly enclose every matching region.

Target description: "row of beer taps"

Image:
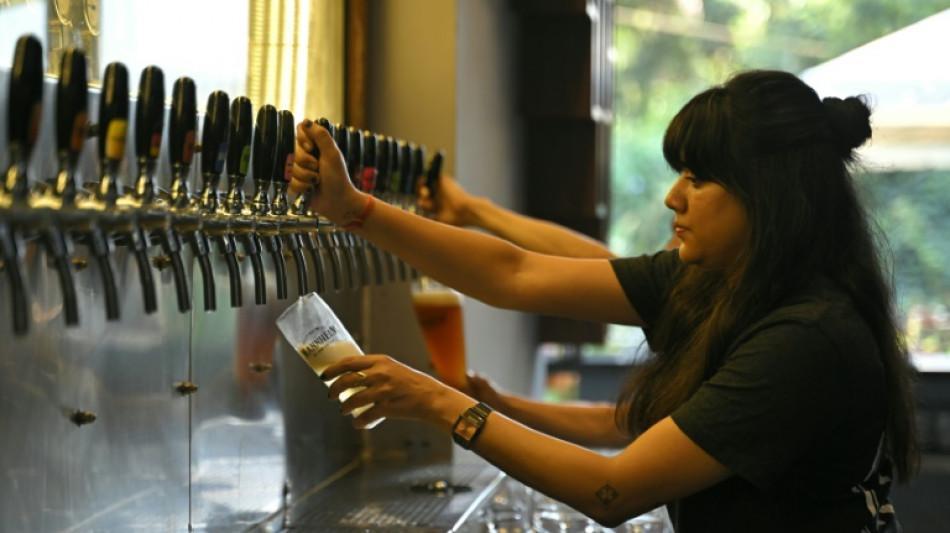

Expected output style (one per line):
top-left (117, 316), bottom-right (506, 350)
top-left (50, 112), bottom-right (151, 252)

top-left (0, 34), bottom-right (444, 336)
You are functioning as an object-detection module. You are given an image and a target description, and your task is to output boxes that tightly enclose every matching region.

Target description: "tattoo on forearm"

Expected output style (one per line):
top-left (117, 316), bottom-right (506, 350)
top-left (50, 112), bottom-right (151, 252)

top-left (595, 483), bottom-right (619, 506)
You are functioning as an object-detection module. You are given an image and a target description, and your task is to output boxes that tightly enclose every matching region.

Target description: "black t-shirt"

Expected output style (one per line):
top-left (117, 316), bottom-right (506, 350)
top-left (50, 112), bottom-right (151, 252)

top-left (611, 250), bottom-right (897, 532)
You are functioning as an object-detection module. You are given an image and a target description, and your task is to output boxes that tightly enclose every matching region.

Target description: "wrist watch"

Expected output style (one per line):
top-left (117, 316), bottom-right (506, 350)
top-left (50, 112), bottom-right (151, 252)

top-left (452, 402), bottom-right (492, 450)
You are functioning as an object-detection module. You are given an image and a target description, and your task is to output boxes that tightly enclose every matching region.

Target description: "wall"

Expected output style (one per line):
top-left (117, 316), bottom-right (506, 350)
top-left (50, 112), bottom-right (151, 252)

top-left (365, 0), bottom-right (537, 396)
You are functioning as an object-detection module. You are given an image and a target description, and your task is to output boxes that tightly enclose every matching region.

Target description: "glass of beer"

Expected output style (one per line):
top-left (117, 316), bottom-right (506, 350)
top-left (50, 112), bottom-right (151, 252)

top-left (410, 277), bottom-right (468, 390)
top-left (276, 292), bottom-right (382, 428)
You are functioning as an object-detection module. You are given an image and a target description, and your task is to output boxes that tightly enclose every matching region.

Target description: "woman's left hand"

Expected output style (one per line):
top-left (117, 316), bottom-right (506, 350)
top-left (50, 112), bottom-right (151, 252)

top-left (323, 355), bottom-right (472, 430)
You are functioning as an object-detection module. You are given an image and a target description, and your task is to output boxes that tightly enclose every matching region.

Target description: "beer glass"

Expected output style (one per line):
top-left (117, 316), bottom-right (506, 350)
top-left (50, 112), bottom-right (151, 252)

top-left (276, 292), bottom-right (382, 428)
top-left (410, 277), bottom-right (468, 390)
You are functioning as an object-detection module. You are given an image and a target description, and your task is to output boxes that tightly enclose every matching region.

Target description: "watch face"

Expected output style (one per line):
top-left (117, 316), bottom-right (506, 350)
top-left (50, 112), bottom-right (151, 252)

top-left (54, 0), bottom-right (72, 24)
top-left (83, 0), bottom-right (100, 34)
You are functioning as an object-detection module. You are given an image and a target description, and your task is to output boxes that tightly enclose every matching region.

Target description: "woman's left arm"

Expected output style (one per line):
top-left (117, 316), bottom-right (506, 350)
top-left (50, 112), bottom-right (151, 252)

top-left (324, 355), bottom-right (733, 528)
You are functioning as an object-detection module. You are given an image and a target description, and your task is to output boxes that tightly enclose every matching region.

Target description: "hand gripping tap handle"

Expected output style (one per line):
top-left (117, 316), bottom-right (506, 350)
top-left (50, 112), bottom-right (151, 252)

top-left (92, 61), bottom-right (128, 321)
top-left (274, 110), bottom-right (308, 295)
top-left (291, 117), bottom-right (334, 294)
top-left (252, 104), bottom-right (288, 300)
top-left (201, 91), bottom-right (242, 308)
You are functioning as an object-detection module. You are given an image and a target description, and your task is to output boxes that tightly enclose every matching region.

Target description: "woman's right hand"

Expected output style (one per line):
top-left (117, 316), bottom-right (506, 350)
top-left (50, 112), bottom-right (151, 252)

top-left (465, 370), bottom-right (506, 412)
top-left (290, 119), bottom-right (367, 226)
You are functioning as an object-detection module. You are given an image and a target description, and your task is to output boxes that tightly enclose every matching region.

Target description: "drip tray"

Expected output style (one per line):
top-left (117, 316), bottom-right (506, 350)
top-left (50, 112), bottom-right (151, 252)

top-left (285, 452), bottom-right (503, 532)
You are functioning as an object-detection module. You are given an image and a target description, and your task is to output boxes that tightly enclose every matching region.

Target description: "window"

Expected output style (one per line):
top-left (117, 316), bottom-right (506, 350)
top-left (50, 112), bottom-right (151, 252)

top-left (544, 1), bottom-right (950, 401)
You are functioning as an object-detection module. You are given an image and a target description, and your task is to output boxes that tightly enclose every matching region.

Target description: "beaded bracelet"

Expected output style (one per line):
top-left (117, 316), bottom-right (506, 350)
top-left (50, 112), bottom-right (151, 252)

top-left (342, 195), bottom-right (376, 231)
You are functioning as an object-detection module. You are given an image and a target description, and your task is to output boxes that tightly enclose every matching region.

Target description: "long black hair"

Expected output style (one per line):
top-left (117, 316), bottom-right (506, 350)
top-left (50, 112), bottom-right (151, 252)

top-left (615, 70), bottom-right (918, 482)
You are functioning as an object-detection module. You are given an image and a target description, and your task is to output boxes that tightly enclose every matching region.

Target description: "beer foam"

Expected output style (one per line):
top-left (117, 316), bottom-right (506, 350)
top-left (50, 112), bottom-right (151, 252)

top-left (411, 289), bottom-right (462, 306)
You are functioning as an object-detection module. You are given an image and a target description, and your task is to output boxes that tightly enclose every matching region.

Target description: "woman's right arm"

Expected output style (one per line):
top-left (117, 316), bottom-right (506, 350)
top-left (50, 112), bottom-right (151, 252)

top-left (292, 121), bottom-right (644, 327)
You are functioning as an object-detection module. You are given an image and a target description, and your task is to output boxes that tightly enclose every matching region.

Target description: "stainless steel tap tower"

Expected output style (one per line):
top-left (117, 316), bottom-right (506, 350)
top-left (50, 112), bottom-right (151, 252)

top-left (0, 34), bottom-right (496, 533)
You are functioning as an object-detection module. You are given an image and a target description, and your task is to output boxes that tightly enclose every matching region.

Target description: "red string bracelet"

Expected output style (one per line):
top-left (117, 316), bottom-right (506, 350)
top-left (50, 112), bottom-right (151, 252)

top-left (342, 195), bottom-right (376, 231)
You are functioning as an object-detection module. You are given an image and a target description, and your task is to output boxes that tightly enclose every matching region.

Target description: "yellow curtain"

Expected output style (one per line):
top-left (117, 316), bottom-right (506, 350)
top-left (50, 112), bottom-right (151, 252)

top-left (247, 0), bottom-right (344, 121)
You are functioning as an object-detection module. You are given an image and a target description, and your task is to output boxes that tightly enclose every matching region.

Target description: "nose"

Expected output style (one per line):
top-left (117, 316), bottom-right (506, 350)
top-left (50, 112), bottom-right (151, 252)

top-left (665, 175), bottom-right (685, 212)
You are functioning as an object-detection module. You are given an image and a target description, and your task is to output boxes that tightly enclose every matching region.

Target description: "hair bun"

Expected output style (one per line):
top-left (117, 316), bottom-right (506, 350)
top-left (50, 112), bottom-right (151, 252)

top-left (822, 95), bottom-right (872, 158)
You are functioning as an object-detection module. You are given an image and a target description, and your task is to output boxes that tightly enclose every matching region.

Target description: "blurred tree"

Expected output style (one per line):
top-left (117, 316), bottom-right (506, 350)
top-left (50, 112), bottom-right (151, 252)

top-left (608, 0), bottom-right (950, 344)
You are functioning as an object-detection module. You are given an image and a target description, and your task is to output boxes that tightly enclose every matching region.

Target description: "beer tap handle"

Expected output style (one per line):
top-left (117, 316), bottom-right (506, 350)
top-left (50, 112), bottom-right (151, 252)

top-left (275, 110), bottom-right (308, 295)
top-left (133, 66), bottom-right (164, 203)
top-left (200, 91), bottom-right (229, 212)
top-left (425, 148), bottom-right (445, 201)
top-left (158, 77), bottom-right (199, 313)
top-left (347, 126), bottom-right (363, 189)
top-left (201, 91), bottom-right (241, 308)
top-left (4, 34), bottom-right (43, 199)
top-left (252, 104), bottom-right (287, 299)
top-left (226, 97), bottom-right (265, 304)
top-left (224, 96), bottom-right (252, 214)
top-left (361, 131), bottom-right (384, 285)
top-left (54, 46), bottom-right (88, 202)
top-left (87, 61), bottom-right (129, 321)
top-left (48, 47), bottom-right (90, 324)
top-left (168, 76), bottom-right (197, 206)
top-left (408, 143), bottom-right (425, 199)
top-left (96, 62), bottom-right (129, 205)
top-left (251, 104), bottom-right (277, 213)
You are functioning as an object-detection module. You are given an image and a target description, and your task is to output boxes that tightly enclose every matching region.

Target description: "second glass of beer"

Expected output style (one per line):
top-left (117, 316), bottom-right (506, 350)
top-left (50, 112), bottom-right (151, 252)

top-left (410, 278), bottom-right (468, 390)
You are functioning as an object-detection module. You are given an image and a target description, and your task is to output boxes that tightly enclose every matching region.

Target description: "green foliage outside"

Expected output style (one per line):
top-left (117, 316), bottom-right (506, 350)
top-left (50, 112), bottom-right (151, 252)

top-left (607, 0), bottom-right (950, 352)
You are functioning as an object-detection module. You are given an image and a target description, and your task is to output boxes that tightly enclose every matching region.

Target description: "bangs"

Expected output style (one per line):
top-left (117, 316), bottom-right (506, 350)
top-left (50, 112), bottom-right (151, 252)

top-left (662, 87), bottom-right (736, 183)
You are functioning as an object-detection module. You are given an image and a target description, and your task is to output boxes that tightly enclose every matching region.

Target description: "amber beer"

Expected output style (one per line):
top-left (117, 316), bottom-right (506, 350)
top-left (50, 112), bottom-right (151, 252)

top-left (411, 286), bottom-right (467, 389)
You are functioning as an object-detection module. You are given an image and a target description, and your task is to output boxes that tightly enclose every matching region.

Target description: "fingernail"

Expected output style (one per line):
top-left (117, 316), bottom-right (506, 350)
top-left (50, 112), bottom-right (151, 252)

top-left (303, 119), bottom-right (313, 128)
top-left (303, 142), bottom-right (312, 152)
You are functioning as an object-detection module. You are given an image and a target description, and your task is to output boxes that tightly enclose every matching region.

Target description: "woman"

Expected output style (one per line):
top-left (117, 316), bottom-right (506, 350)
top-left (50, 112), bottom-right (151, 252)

top-left (290, 70), bottom-right (918, 532)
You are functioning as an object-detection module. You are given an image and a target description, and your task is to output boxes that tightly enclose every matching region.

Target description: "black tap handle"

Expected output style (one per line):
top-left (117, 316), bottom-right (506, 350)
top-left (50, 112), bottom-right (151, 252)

top-left (374, 135), bottom-right (392, 195)
top-left (169, 76), bottom-right (197, 173)
top-left (201, 91), bottom-right (230, 175)
top-left (134, 66), bottom-right (164, 163)
top-left (401, 141), bottom-right (415, 196)
top-left (360, 131), bottom-right (379, 193)
top-left (389, 139), bottom-right (405, 196)
top-left (425, 149), bottom-right (445, 201)
top-left (56, 47), bottom-right (89, 173)
top-left (252, 104), bottom-right (278, 183)
top-left (333, 123), bottom-right (349, 179)
top-left (7, 34), bottom-right (44, 164)
top-left (98, 62), bottom-right (130, 168)
top-left (346, 126), bottom-right (363, 184)
top-left (274, 109), bottom-right (295, 184)
top-left (227, 96), bottom-right (253, 179)
top-left (407, 144), bottom-right (426, 196)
